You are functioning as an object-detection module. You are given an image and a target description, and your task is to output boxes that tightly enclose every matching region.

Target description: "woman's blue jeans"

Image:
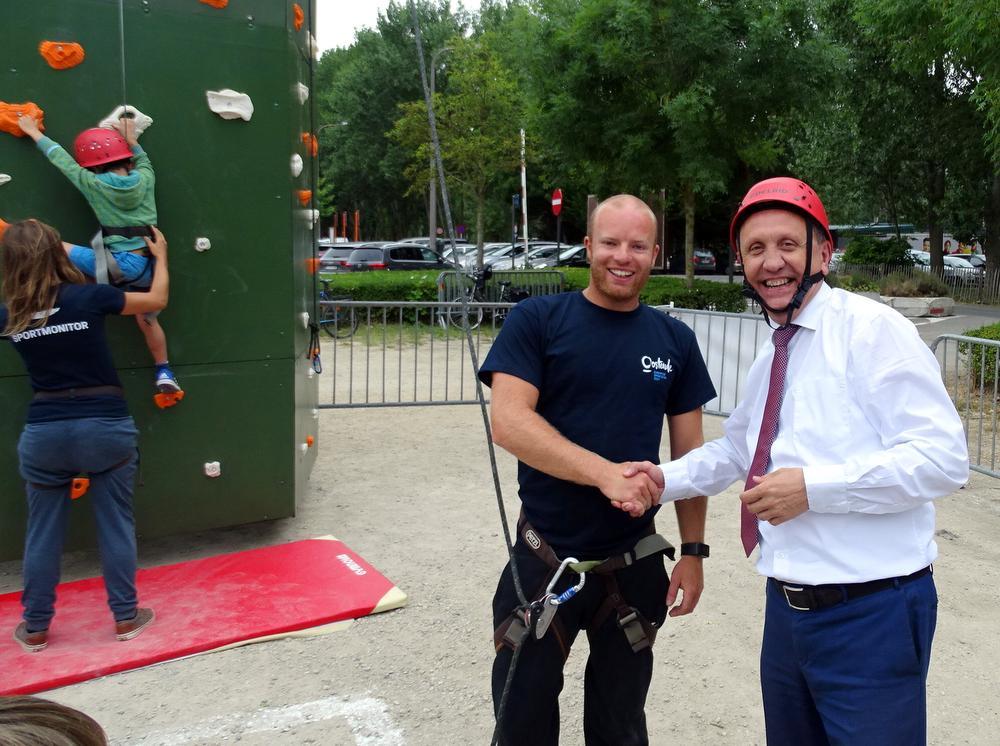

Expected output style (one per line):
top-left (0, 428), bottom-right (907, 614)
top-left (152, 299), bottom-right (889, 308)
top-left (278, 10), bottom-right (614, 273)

top-left (17, 416), bottom-right (140, 631)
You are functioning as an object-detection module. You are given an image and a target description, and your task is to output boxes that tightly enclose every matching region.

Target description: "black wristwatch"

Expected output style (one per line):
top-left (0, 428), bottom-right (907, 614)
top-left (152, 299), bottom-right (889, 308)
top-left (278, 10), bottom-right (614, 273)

top-left (680, 542), bottom-right (710, 558)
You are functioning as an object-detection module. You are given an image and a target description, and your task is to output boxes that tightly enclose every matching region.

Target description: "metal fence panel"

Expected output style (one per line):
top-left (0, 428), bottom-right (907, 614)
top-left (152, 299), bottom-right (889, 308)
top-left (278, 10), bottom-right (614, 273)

top-left (320, 301), bottom-right (998, 479)
top-left (319, 301), bottom-right (766, 414)
top-left (930, 334), bottom-right (1000, 477)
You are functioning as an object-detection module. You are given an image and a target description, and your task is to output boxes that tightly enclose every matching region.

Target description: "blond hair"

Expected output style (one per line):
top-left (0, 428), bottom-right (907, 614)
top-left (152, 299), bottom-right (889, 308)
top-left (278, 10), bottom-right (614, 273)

top-left (1, 220), bottom-right (85, 336)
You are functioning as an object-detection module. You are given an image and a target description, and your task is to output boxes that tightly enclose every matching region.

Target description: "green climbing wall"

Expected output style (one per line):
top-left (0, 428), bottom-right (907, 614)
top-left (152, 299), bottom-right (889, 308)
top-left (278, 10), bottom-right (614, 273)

top-left (0, 0), bottom-right (320, 559)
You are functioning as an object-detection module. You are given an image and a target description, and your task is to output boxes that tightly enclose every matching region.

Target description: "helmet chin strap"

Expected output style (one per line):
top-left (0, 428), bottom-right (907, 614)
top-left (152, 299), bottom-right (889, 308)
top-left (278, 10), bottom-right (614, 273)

top-left (740, 219), bottom-right (824, 328)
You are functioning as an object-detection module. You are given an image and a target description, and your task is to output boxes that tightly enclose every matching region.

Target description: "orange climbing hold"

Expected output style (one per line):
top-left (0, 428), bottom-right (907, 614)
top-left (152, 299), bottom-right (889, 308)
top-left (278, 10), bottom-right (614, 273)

top-left (199, 0), bottom-right (228, 8)
top-left (306, 257), bottom-right (321, 275)
top-left (0, 218), bottom-right (9, 242)
top-left (70, 477), bottom-right (90, 500)
top-left (301, 132), bottom-right (319, 157)
top-left (306, 435), bottom-right (315, 447)
top-left (293, 4), bottom-right (305, 31)
top-left (0, 102), bottom-right (45, 137)
top-left (39, 41), bottom-right (86, 70)
top-left (154, 390), bottom-right (186, 409)
top-left (297, 190), bottom-right (312, 207)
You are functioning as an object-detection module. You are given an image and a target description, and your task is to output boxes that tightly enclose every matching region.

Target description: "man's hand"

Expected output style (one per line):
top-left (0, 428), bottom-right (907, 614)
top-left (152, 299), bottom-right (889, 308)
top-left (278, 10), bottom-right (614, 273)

top-left (666, 555), bottom-right (704, 617)
top-left (112, 116), bottom-right (138, 146)
top-left (143, 226), bottom-right (168, 259)
top-left (598, 462), bottom-right (660, 518)
top-left (17, 115), bottom-right (44, 142)
top-left (615, 461), bottom-right (664, 516)
top-left (740, 467), bottom-right (808, 525)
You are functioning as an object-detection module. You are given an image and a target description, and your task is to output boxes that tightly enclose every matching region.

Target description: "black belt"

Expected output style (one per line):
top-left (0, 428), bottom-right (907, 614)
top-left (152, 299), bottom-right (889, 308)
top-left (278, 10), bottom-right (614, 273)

top-left (33, 385), bottom-right (124, 400)
top-left (772, 566), bottom-right (932, 611)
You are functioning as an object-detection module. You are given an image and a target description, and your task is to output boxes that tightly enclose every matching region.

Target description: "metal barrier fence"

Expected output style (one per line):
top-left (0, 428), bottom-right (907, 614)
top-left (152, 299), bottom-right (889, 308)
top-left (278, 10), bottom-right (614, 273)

top-left (319, 301), bottom-right (1000, 478)
top-left (318, 300), bottom-right (767, 413)
top-left (835, 262), bottom-right (998, 304)
top-left (930, 334), bottom-right (1000, 478)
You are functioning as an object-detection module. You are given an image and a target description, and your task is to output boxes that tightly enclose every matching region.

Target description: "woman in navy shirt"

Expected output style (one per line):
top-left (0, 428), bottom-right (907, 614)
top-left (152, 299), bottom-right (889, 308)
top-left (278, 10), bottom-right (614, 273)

top-left (1, 219), bottom-right (169, 652)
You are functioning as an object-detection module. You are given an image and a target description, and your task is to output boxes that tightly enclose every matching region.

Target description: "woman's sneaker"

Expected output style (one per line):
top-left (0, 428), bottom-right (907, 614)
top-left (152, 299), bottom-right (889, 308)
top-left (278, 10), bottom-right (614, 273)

top-left (155, 367), bottom-right (181, 393)
top-left (115, 607), bottom-right (155, 641)
top-left (14, 622), bottom-right (48, 652)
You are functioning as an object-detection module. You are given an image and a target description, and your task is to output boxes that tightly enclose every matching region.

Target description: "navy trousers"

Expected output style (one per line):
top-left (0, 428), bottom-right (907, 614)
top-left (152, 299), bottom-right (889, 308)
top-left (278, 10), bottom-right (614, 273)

top-left (761, 572), bottom-right (937, 745)
top-left (18, 416), bottom-right (140, 631)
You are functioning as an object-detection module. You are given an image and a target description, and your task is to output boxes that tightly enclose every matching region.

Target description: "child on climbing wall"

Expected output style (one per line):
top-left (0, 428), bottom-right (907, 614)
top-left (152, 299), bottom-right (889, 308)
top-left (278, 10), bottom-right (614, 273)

top-left (17, 114), bottom-right (181, 394)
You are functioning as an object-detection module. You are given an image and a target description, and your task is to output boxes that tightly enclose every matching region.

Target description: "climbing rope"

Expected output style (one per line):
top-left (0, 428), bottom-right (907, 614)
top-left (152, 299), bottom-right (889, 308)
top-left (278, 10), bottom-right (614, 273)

top-left (406, 5), bottom-right (529, 744)
top-left (117, 0), bottom-right (128, 113)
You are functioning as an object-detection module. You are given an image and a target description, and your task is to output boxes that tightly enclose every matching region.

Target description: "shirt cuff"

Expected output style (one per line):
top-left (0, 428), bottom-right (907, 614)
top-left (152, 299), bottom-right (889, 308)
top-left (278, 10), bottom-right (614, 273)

top-left (659, 458), bottom-right (696, 503)
top-left (802, 463), bottom-right (850, 513)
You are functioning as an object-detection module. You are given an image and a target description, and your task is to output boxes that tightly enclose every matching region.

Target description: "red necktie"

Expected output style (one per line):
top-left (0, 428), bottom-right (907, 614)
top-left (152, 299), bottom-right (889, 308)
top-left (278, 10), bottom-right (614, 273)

top-left (741, 324), bottom-right (799, 557)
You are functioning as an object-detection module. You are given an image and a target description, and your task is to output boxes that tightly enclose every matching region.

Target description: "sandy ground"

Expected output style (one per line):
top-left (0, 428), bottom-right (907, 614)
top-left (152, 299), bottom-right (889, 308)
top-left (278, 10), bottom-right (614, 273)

top-left (2, 405), bottom-right (999, 745)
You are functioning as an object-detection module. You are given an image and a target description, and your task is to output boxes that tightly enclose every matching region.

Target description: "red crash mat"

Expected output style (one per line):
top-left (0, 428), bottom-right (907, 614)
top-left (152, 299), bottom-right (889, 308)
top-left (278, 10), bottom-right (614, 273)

top-left (0, 537), bottom-right (406, 695)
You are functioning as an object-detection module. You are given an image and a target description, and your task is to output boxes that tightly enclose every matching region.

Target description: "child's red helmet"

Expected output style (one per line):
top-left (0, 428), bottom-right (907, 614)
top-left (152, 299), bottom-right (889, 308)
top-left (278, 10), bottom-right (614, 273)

top-left (73, 128), bottom-right (133, 169)
top-left (729, 177), bottom-right (833, 251)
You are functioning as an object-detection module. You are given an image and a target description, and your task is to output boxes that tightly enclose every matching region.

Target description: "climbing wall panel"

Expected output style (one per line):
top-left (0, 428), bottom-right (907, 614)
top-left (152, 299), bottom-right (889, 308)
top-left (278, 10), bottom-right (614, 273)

top-left (0, 0), bottom-right (319, 559)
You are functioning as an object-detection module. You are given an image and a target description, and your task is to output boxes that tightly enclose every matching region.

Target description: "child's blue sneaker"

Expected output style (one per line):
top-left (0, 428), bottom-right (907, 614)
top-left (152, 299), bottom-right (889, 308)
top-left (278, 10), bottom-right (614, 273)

top-left (155, 367), bottom-right (181, 393)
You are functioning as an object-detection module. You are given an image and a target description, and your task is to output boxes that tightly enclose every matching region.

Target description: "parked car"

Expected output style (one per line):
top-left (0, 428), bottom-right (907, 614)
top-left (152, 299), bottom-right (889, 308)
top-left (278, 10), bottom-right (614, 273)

top-left (693, 248), bottom-right (717, 273)
top-left (907, 249), bottom-right (981, 284)
top-left (343, 243), bottom-right (449, 272)
top-left (319, 242), bottom-right (378, 272)
top-left (953, 253), bottom-right (986, 270)
top-left (532, 244), bottom-right (588, 268)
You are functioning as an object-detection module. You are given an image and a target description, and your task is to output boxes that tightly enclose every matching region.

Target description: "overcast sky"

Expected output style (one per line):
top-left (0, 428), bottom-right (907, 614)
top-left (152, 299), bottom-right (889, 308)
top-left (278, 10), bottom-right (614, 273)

top-left (315, 0), bottom-right (482, 53)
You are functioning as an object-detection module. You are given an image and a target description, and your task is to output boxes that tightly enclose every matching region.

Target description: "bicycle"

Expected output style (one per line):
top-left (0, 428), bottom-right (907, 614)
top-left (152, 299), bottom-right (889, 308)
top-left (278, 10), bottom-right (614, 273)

top-left (317, 278), bottom-right (360, 338)
top-left (440, 266), bottom-right (531, 330)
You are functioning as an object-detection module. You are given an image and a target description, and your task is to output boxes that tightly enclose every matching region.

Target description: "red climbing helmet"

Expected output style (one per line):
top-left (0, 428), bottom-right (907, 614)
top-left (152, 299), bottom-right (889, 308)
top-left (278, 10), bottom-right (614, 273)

top-left (729, 177), bottom-right (833, 251)
top-left (73, 127), bottom-right (133, 169)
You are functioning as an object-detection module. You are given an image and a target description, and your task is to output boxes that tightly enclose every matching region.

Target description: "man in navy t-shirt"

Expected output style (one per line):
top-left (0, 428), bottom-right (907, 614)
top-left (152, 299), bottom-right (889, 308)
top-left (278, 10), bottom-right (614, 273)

top-left (480, 194), bottom-right (716, 744)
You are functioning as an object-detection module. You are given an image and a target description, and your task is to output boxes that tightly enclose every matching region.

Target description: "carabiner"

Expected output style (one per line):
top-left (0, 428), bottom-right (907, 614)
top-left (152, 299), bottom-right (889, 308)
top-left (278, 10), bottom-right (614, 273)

top-left (545, 556), bottom-right (586, 604)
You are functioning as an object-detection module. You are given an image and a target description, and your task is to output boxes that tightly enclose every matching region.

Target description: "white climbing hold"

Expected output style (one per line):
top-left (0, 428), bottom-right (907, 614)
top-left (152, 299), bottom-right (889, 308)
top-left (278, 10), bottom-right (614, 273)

top-left (204, 461), bottom-right (222, 478)
top-left (291, 153), bottom-right (303, 177)
top-left (99, 105), bottom-right (154, 136)
top-left (309, 33), bottom-right (319, 59)
top-left (194, 237), bottom-right (212, 252)
top-left (300, 311), bottom-right (310, 329)
top-left (206, 89), bottom-right (254, 121)
top-left (0, 174), bottom-right (10, 187)
top-left (295, 82), bottom-right (309, 105)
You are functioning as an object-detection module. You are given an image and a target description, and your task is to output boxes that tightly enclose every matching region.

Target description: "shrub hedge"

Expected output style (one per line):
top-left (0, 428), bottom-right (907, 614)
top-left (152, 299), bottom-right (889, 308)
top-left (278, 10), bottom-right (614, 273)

top-left (960, 321), bottom-right (1000, 388)
top-left (319, 269), bottom-right (747, 312)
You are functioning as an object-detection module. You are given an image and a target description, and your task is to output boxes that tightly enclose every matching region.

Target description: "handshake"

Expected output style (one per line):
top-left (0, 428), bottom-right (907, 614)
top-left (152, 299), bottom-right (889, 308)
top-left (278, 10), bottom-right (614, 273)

top-left (601, 461), bottom-right (664, 518)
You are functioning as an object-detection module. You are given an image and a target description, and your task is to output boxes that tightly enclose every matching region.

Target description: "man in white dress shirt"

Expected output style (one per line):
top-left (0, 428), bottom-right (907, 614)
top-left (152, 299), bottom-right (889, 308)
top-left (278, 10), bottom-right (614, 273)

top-left (627, 177), bottom-right (969, 744)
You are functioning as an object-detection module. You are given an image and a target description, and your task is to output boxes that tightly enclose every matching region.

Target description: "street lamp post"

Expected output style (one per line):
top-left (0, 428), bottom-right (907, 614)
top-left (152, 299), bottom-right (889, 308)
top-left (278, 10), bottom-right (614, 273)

top-left (429, 46), bottom-right (453, 253)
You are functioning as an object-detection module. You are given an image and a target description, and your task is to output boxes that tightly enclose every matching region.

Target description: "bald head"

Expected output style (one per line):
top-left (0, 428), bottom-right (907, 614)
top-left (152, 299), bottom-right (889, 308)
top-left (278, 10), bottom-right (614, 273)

top-left (589, 195), bottom-right (657, 244)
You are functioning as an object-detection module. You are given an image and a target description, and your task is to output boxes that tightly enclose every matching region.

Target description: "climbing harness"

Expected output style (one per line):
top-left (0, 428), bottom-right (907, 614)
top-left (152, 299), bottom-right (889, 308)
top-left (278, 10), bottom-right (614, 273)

top-left (497, 517), bottom-right (676, 656)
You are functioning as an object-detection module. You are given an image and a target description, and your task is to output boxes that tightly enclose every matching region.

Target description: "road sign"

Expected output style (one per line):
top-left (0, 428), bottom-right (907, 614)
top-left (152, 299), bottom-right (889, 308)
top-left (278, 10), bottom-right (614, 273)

top-left (551, 188), bottom-right (563, 216)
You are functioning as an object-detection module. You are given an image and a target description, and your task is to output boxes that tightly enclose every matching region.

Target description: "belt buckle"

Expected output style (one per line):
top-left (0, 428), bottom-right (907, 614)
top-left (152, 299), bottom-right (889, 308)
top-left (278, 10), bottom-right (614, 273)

top-left (781, 584), bottom-right (812, 611)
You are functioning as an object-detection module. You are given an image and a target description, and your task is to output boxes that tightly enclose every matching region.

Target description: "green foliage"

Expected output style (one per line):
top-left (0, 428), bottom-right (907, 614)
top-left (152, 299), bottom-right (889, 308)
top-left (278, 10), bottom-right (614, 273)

top-left (558, 268), bottom-right (746, 311)
top-left (825, 273), bottom-right (880, 293)
top-left (842, 236), bottom-right (914, 266)
top-left (878, 271), bottom-right (950, 298)
top-left (390, 36), bottom-right (523, 251)
top-left (319, 271), bottom-right (441, 302)
top-left (320, 269), bottom-right (745, 311)
top-left (960, 321), bottom-right (1000, 389)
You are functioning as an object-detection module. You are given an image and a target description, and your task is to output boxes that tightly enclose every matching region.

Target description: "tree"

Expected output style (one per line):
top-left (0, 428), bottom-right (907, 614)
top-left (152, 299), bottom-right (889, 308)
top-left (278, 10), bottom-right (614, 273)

top-left (315, 2), bottom-right (466, 239)
top-left (523, 0), bottom-right (834, 286)
top-left (391, 37), bottom-right (523, 263)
